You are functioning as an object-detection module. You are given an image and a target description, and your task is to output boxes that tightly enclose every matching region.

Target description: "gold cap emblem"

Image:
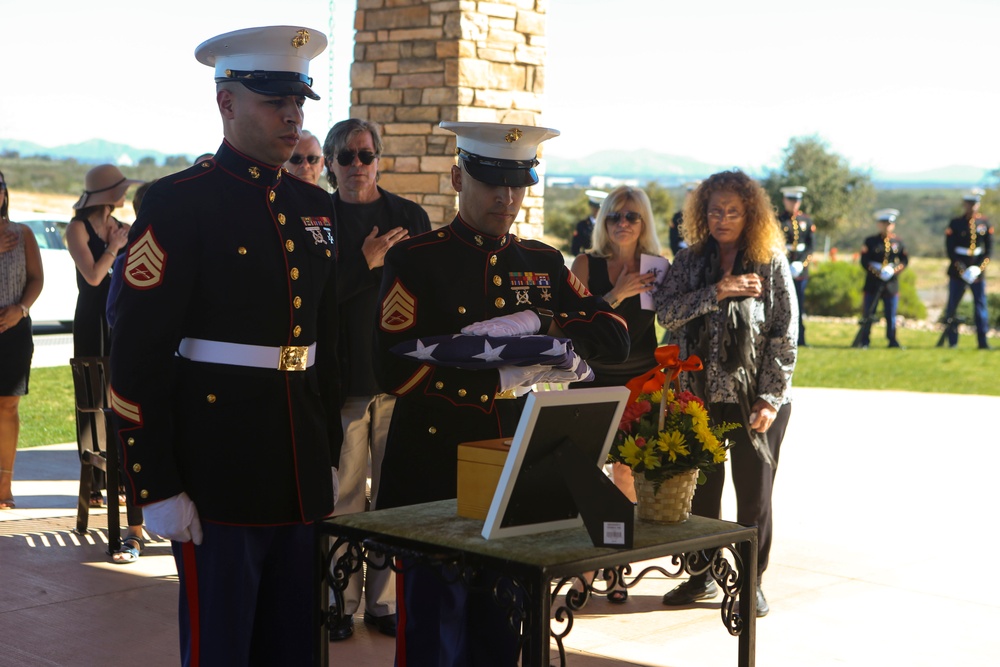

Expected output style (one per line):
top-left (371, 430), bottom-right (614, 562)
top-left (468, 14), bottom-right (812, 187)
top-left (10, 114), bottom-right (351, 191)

top-left (505, 128), bottom-right (523, 143)
top-left (292, 29), bottom-right (310, 49)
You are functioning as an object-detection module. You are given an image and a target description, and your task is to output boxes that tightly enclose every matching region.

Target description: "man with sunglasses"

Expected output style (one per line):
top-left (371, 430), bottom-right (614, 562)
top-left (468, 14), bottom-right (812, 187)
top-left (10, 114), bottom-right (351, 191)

top-left (321, 118), bottom-right (430, 642)
top-left (284, 129), bottom-right (325, 185)
top-left (373, 121), bottom-right (629, 666)
top-left (108, 26), bottom-right (342, 664)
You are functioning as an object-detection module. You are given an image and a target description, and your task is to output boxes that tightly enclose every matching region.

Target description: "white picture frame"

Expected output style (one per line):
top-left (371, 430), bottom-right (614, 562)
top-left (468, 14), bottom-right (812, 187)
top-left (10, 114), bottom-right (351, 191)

top-left (482, 386), bottom-right (630, 540)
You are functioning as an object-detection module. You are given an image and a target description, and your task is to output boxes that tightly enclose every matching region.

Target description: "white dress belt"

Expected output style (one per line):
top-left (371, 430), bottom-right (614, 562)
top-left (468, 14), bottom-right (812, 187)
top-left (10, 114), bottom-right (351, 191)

top-left (177, 337), bottom-right (317, 371)
top-left (955, 246), bottom-right (983, 256)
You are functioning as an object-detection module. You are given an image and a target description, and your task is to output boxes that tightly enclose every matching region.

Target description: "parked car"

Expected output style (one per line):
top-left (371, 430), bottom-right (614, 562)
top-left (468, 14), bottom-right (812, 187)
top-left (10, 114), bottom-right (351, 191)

top-left (17, 216), bottom-right (78, 330)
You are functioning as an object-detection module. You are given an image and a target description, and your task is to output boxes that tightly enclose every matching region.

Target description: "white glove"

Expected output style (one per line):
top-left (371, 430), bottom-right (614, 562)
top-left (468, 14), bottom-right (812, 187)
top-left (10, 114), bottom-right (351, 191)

top-left (461, 310), bottom-right (540, 337)
top-left (331, 467), bottom-right (340, 507)
top-left (142, 492), bottom-right (203, 544)
top-left (497, 353), bottom-right (593, 391)
top-left (879, 265), bottom-right (895, 282)
top-left (789, 261), bottom-right (804, 279)
top-left (962, 266), bottom-right (981, 284)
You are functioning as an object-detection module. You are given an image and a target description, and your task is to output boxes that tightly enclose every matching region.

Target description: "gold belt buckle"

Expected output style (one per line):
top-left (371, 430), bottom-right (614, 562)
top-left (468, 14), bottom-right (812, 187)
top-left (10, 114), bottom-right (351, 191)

top-left (494, 389), bottom-right (517, 400)
top-left (278, 345), bottom-right (309, 371)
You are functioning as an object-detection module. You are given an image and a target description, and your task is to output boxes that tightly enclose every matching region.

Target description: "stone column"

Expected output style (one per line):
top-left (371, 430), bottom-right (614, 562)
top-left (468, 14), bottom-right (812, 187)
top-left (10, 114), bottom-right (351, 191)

top-left (351, 0), bottom-right (548, 238)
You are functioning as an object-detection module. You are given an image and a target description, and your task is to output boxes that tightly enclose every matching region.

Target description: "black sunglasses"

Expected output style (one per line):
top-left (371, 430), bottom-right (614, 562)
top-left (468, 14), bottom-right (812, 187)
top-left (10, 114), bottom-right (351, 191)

top-left (335, 149), bottom-right (377, 166)
top-left (606, 211), bottom-right (643, 225)
top-left (288, 154), bottom-right (323, 165)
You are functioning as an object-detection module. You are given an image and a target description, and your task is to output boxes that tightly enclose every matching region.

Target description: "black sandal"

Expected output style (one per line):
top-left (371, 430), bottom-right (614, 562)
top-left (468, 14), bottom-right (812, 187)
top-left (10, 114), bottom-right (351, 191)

top-left (608, 588), bottom-right (628, 604)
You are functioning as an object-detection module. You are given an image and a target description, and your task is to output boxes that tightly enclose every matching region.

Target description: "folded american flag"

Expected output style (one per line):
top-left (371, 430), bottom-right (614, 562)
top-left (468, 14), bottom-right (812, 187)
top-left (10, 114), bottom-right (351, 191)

top-left (390, 333), bottom-right (590, 376)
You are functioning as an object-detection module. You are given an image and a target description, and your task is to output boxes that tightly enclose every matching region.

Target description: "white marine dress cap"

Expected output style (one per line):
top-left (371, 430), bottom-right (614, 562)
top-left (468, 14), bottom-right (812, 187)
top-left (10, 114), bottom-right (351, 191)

top-left (440, 121), bottom-right (560, 187)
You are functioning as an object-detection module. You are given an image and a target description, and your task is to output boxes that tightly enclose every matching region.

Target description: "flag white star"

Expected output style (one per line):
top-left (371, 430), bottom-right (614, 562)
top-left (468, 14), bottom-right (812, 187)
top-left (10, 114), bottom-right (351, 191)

top-left (540, 339), bottom-right (568, 357)
top-left (405, 339), bottom-right (440, 360)
top-left (472, 340), bottom-right (507, 362)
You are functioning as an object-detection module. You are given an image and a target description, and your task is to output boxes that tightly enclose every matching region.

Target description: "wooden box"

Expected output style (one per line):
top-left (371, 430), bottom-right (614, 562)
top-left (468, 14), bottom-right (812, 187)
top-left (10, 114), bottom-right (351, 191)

top-left (456, 438), bottom-right (512, 520)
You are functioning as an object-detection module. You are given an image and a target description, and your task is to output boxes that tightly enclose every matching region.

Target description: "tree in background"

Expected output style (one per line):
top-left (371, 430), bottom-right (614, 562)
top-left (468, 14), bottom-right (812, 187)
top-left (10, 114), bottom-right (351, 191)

top-left (644, 181), bottom-right (674, 251)
top-left (761, 135), bottom-right (876, 244)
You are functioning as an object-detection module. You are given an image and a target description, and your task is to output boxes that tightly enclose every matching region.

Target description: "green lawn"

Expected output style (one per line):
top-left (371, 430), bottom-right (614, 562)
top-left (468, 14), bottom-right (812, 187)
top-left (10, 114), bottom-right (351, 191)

top-left (16, 319), bottom-right (999, 449)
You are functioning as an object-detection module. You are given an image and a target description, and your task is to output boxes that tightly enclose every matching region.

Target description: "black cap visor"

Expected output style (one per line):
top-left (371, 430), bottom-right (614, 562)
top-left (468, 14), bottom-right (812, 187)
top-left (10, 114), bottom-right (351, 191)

top-left (459, 149), bottom-right (539, 187)
top-left (220, 70), bottom-right (320, 100)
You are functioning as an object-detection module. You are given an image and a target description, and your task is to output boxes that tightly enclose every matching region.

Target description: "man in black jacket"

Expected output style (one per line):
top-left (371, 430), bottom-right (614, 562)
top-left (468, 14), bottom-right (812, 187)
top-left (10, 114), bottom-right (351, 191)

top-left (109, 26), bottom-right (341, 665)
top-left (322, 118), bottom-right (431, 641)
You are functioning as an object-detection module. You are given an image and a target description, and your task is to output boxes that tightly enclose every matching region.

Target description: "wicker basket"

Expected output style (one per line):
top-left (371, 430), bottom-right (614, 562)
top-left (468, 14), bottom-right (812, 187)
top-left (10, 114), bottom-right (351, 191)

top-left (633, 469), bottom-right (699, 524)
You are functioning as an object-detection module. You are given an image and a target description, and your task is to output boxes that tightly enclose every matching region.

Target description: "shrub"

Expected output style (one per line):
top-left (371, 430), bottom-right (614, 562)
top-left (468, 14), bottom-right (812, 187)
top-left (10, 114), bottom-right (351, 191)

top-left (805, 260), bottom-right (926, 320)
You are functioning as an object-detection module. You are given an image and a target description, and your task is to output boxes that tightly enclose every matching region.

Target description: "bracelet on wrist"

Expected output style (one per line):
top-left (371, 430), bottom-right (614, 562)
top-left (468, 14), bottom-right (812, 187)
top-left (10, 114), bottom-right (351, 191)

top-left (605, 293), bottom-right (621, 309)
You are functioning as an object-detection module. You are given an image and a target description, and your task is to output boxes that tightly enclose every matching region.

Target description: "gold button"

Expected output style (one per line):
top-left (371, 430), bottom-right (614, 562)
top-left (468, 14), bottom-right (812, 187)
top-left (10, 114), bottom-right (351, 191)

top-left (474, 235), bottom-right (484, 246)
top-left (579, 310), bottom-right (586, 315)
top-left (501, 235), bottom-right (507, 244)
top-left (458, 306), bottom-right (466, 314)
top-left (201, 161), bottom-right (211, 168)
top-left (435, 381), bottom-right (444, 389)
top-left (437, 231), bottom-right (445, 238)
top-left (293, 296), bottom-right (302, 309)
top-left (248, 166), bottom-right (260, 179)
top-left (480, 395), bottom-right (489, 403)
top-left (490, 255), bottom-right (497, 266)
top-left (458, 389), bottom-right (467, 397)
top-left (140, 490), bottom-right (149, 499)
top-left (326, 249), bottom-right (331, 257)
top-left (285, 239), bottom-right (295, 252)
top-left (206, 394), bottom-right (216, 403)
top-left (278, 213), bottom-right (286, 225)
top-left (559, 312), bottom-right (567, 317)
top-left (132, 463), bottom-right (141, 473)
top-left (428, 426), bottom-right (437, 434)
top-left (238, 246), bottom-right (247, 255)
top-left (127, 437), bottom-right (135, 446)
top-left (493, 275), bottom-right (502, 286)
top-left (495, 297), bottom-right (505, 308)
top-left (293, 325), bottom-right (302, 337)
top-left (291, 268), bottom-right (300, 280)
top-left (269, 191), bottom-right (276, 203)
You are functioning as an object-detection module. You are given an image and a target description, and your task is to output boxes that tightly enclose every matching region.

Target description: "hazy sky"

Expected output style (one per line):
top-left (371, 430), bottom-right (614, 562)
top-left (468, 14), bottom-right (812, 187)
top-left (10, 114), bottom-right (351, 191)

top-left (1, 0), bottom-right (997, 174)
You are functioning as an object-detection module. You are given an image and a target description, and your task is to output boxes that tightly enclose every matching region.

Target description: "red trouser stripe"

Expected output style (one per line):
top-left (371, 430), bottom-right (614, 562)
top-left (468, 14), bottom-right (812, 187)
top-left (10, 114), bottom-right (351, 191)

top-left (181, 541), bottom-right (200, 667)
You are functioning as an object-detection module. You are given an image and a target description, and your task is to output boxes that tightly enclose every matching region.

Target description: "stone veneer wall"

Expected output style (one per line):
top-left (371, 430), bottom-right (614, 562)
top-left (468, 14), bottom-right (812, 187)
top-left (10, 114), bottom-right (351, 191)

top-left (351, 0), bottom-right (549, 238)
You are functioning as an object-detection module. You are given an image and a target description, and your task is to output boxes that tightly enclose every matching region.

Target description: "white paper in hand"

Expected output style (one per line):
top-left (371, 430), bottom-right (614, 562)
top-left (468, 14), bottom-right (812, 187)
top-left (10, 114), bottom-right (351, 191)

top-left (639, 254), bottom-right (670, 311)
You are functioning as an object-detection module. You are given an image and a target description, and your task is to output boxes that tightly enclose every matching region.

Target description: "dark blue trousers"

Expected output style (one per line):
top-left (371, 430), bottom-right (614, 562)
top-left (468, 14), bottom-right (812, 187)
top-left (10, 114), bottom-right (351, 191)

top-left (860, 290), bottom-right (899, 346)
top-left (945, 277), bottom-right (989, 347)
top-left (171, 522), bottom-right (317, 667)
top-left (792, 278), bottom-right (808, 345)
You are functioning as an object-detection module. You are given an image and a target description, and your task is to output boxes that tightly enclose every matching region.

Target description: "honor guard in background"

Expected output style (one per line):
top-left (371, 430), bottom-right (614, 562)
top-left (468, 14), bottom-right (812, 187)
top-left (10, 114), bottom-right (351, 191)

top-left (779, 186), bottom-right (814, 346)
top-left (668, 181), bottom-right (700, 257)
top-left (571, 189), bottom-right (607, 255)
top-left (323, 118), bottom-right (431, 642)
top-left (374, 121), bottom-right (629, 666)
top-left (109, 26), bottom-right (341, 664)
top-left (283, 129), bottom-right (325, 186)
top-left (858, 209), bottom-right (909, 348)
top-left (943, 188), bottom-right (993, 349)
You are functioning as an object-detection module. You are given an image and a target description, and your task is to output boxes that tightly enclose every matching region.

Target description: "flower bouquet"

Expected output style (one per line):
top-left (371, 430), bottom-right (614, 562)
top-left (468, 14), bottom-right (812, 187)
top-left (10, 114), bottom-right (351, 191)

top-left (609, 345), bottom-right (740, 522)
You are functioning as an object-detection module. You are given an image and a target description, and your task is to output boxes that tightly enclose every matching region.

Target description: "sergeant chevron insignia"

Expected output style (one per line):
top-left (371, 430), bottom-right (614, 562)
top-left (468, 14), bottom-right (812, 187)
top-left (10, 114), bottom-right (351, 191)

top-left (380, 279), bottom-right (416, 332)
top-left (124, 228), bottom-right (166, 289)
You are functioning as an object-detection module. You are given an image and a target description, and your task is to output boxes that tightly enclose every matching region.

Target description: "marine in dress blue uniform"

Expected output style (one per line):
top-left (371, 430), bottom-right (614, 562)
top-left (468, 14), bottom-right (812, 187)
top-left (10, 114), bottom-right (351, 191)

top-left (109, 26), bottom-right (341, 666)
top-left (571, 190), bottom-right (606, 255)
top-left (779, 186), bottom-right (814, 346)
top-left (943, 188), bottom-right (993, 349)
top-left (858, 209), bottom-right (909, 348)
top-left (374, 122), bottom-right (629, 666)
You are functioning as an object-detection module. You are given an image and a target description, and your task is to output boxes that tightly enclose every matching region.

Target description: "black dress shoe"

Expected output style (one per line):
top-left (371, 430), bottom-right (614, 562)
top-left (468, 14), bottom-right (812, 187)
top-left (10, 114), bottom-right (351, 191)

top-left (363, 611), bottom-right (397, 637)
top-left (735, 585), bottom-right (769, 618)
top-left (661, 577), bottom-right (718, 606)
top-left (888, 341), bottom-right (904, 349)
top-left (329, 614), bottom-right (354, 642)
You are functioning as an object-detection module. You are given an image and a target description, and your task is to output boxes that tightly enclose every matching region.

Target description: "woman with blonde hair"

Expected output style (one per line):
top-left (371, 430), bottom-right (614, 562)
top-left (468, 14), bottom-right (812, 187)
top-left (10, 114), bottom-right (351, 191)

top-left (570, 185), bottom-right (663, 604)
top-left (654, 169), bottom-right (797, 617)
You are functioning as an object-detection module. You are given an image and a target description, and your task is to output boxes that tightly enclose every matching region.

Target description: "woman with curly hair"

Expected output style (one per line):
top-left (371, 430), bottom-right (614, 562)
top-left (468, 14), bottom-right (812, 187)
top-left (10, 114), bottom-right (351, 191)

top-left (653, 169), bottom-right (797, 618)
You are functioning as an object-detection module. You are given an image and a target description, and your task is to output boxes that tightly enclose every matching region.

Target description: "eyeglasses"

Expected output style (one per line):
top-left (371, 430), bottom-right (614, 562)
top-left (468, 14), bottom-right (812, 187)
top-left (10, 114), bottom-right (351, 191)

top-left (707, 209), bottom-right (745, 222)
top-left (335, 149), bottom-right (377, 166)
top-left (606, 211), bottom-right (643, 225)
top-left (288, 154), bottom-right (323, 165)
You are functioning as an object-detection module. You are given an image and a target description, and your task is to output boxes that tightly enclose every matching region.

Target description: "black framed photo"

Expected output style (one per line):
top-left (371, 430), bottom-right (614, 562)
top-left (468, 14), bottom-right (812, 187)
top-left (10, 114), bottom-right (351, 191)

top-left (482, 386), bottom-right (630, 540)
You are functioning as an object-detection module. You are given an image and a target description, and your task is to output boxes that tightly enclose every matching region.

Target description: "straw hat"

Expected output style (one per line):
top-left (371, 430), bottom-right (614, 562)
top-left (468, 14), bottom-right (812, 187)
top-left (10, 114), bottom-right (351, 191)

top-left (73, 164), bottom-right (143, 210)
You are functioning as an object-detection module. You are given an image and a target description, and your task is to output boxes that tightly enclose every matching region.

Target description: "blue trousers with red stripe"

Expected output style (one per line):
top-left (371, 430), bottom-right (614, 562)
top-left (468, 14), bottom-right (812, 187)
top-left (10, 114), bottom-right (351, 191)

top-left (171, 522), bottom-right (318, 666)
top-left (395, 559), bottom-right (523, 667)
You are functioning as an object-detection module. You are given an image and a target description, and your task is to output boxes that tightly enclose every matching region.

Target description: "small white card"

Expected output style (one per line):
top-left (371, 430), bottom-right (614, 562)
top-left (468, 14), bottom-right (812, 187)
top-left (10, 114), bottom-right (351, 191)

top-left (603, 521), bottom-right (626, 545)
top-left (639, 254), bottom-right (670, 311)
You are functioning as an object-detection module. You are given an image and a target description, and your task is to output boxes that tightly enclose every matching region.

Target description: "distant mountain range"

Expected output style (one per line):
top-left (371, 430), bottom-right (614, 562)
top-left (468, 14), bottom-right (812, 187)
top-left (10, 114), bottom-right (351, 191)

top-left (1, 138), bottom-right (991, 188)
